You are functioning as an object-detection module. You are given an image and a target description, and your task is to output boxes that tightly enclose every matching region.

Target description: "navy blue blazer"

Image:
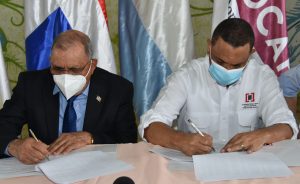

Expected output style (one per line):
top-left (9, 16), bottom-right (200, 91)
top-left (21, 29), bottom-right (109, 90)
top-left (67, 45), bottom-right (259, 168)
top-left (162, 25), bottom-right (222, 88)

top-left (0, 67), bottom-right (137, 157)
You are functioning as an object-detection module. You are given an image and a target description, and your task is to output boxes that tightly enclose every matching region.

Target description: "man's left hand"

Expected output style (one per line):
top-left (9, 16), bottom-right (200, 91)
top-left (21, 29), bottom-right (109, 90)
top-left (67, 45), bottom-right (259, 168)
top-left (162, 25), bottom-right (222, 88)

top-left (48, 131), bottom-right (93, 155)
top-left (221, 124), bottom-right (293, 153)
top-left (221, 129), bottom-right (270, 153)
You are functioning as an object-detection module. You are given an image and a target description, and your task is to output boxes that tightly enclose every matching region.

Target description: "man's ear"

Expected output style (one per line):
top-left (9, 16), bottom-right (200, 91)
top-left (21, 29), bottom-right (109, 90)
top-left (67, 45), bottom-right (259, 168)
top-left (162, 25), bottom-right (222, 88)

top-left (91, 59), bottom-right (98, 67)
top-left (207, 39), bottom-right (211, 54)
top-left (250, 47), bottom-right (256, 54)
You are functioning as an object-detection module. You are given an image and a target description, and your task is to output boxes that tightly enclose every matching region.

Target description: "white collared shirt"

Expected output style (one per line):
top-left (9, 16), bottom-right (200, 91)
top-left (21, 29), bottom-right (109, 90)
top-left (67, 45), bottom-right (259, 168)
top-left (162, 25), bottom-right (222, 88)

top-left (139, 56), bottom-right (298, 145)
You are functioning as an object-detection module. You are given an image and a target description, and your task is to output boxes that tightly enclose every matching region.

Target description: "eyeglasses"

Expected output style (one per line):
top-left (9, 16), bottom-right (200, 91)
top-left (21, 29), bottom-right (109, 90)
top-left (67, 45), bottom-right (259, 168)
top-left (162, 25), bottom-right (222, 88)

top-left (51, 61), bottom-right (91, 75)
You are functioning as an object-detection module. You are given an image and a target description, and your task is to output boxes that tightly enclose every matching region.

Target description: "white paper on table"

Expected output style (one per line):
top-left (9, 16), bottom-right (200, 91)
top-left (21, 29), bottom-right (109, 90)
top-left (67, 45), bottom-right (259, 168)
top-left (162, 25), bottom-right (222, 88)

top-left (0, 145), bottom-right (118, 180)
top-left (0, 157), bottom-right (42, 179)
top-left (212, 142), bottom-right (226, 153)
top-left (193, 152), bottom-right (293, 182)
top-left (167, 160), bottom-right (194, 171)
top-left (260, 139), bottom-right (300, 166)
top-left (37, 150), bottom-right (133, 184)
top-left (149, 142), bottom-right (226, 162)
top-left (45, 144), bottom-right (117, 162)
top-left (74, 144), bottom-right (117, 153)
top-left (149, 146), bottom-right (192, 162)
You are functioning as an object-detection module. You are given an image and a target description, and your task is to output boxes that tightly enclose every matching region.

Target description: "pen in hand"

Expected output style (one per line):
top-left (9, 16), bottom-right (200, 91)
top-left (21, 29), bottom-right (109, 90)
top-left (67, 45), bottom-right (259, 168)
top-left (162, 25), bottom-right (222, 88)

top-left (29, 129), bottom-right (49, 160)
top-left (187, 119), bottom-right (216, 152)
top-left (29, 129), bottom-right (39, 142)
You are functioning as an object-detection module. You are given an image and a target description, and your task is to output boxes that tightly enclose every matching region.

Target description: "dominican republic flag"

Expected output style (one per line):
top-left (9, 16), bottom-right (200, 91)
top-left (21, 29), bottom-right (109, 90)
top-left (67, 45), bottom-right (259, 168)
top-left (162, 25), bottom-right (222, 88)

top-left (25, 0), bottom-right (116, 73)
top-left (212, 0), bottom-right (289, 76)
top-left (119, 0), bottom-right (194, 117)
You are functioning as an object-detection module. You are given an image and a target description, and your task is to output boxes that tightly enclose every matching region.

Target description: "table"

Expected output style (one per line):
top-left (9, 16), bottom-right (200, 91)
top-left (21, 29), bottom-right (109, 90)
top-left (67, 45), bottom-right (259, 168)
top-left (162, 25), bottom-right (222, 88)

top-left (0, 142), bottom-right (299, 184)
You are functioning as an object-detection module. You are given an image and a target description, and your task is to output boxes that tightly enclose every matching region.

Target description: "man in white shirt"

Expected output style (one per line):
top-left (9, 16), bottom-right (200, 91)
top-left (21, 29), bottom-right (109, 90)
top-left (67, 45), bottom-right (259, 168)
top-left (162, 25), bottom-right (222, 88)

top-left (139, 18), bottom-right (298, 156)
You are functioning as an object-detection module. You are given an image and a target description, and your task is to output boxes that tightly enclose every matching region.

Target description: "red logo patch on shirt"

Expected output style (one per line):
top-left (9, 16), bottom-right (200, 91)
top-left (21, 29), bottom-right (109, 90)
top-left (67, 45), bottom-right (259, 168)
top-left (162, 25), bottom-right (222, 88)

top-left (245, 93), bottom-right (255, 102)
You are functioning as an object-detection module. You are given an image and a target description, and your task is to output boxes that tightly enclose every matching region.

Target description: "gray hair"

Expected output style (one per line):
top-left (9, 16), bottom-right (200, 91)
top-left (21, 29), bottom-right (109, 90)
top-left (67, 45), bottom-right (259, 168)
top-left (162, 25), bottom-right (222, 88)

top-left (52, 30), bottom-right (93, 59)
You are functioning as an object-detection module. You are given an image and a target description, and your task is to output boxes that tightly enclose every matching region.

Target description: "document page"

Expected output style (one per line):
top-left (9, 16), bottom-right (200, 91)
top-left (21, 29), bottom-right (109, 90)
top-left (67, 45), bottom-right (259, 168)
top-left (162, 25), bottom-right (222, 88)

top-left (260, 139), bottom-right (300, 166)
top-left (149, 142), bottom-right (226, 162)
top-left (0, 157), bottom-right (42, 179)
top-left (167, 160), bottom-right (194, 171)
top-left (193, 152), bottom-right (292, 182)
top-left (37, 150), bottom-right (133, 184)
top-left (74, 144), bottom-right (117, 153)
top-left (149, 146), bottom-right (192, 162)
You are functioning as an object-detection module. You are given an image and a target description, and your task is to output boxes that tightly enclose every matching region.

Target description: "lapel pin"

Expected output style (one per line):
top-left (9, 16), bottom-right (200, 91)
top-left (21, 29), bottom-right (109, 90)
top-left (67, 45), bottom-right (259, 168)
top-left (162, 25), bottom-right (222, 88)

top-left (96, 96), bottom-right (101, 103)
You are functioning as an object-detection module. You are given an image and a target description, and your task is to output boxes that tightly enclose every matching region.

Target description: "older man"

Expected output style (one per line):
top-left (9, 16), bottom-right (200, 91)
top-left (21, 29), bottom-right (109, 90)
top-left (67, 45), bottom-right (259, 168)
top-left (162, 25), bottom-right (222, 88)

top-left (0, 30), bottom-right (137, 164)
top-left (139, 18), bottom-right (298, 156)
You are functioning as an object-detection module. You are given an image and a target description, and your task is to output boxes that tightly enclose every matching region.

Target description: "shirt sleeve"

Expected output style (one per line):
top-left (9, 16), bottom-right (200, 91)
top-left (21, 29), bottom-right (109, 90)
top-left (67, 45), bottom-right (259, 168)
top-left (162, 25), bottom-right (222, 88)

top-left (278, 65), bottom-right (300, 97)
top-left (138, 65), bottom-right (191, 140)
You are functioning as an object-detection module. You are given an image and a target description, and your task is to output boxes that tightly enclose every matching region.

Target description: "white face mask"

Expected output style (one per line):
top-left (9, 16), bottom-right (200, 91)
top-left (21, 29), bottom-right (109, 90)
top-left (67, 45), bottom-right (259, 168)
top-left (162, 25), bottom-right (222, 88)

top-left (53, 61), bottom-right (92, 100)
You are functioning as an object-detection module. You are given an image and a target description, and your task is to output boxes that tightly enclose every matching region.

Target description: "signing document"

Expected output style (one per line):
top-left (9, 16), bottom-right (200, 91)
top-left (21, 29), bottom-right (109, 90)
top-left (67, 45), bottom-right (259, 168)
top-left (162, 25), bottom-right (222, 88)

top-left (149, 142), bottom-right (225, 162)
top-left (37, 150), bottom-right (133, 184)
top-left (149, 146), bottom-right (193, 162)
top-left (0, 157), bottom-right (41, 179)
top-left (193, 152), bottom-right (292, 182)
top-left (0, 148), bottom-right (132, 183)
top-left (149, 143), bottom-right (225, 171)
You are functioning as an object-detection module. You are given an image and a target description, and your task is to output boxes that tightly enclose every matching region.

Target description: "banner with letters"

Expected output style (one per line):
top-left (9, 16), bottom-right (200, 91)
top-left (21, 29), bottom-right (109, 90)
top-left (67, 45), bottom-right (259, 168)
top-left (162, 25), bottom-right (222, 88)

top-left (212, 0), bottom-right (289, 76)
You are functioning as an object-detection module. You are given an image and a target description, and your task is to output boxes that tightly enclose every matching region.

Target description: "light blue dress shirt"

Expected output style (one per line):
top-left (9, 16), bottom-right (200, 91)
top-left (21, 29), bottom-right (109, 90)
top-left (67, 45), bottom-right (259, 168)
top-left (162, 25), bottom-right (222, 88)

top-left (53, 84), bottom-right (90, 135)
top-left (278, 64), bottom-right (300, 97)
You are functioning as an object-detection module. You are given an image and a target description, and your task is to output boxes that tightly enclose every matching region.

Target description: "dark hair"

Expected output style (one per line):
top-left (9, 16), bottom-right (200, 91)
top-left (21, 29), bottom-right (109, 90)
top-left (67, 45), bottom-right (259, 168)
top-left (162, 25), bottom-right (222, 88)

top-left (51, 30), bottom-right (93, 58)
top-left (211, 18), bottom-right (254, 51)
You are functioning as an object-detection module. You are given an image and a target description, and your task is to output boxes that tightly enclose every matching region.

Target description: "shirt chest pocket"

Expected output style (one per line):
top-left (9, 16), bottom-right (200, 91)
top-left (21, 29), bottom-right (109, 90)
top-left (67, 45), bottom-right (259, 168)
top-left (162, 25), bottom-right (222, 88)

top-left (237, 110), bottom-right (258, 132)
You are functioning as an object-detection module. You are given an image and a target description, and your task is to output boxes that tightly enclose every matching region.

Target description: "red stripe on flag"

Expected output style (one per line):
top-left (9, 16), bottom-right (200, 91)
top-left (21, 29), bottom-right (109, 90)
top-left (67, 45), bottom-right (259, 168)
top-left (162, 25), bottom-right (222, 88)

top-left (98, 0), bottom-right (108, 26)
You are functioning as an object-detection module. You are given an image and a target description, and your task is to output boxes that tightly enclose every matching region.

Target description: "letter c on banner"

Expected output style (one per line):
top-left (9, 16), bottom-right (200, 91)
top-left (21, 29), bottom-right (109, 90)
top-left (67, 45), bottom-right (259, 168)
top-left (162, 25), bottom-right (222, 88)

top-left (243, 0), bottom-right (268, 9)
top-left (257, 6), bottom-right (283, 36)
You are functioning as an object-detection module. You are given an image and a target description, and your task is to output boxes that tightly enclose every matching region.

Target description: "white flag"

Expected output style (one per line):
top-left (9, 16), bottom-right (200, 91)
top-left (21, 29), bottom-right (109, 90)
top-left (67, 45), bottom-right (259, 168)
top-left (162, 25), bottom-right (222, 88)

top-left (119, 0), bottom-right (194, 116)
top-left (0, 42), bottom-right (11, 106)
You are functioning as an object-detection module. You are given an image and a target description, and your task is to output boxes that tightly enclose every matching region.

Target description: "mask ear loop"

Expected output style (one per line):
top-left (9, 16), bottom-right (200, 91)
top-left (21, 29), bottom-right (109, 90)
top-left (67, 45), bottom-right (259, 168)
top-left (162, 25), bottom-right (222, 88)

top-left (209, 48), bottom-right (212, 64)
top-left (84, 60), bottom-right (93, 78)
top-left (209, 48), bottom-right (216, 65)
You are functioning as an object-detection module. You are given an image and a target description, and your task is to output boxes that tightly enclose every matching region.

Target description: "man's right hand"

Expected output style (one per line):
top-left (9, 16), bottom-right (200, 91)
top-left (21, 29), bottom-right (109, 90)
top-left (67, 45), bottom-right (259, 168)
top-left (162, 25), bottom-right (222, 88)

top-left (176, 132), bottom-right (213, 156)
top-left (144, 122), bottom-right (214, 156)
top-left (8, 138), bottom-right (49, 164)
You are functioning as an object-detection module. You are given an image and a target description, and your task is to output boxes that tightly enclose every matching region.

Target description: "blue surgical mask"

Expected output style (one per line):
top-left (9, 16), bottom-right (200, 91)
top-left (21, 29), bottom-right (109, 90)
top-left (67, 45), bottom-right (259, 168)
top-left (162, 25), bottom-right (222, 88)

top-left (208, 54), bottom-right (246, 86)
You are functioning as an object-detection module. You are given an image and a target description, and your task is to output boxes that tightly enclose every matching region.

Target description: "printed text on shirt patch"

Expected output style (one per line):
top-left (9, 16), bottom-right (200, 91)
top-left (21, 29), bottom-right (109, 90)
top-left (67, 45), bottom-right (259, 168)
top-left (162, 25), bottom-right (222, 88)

top-left (242, 92), bottom-right (258, 109)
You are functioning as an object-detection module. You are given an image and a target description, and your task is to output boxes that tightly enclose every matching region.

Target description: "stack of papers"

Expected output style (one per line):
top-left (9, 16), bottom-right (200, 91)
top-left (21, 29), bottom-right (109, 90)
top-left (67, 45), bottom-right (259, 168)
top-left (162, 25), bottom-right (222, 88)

top-left (149, 146), bottom-right (194, 171)
top-left (0, 148), bottom-right (133, 183)
top-left (193, 152), bottom-right (293, 182)
top-left (37, 151), bottom-right (133, 183)
top-left (149, 146), bottom-right (192, 162)
top-left (149, 142), bottom-right (297, 181)
top-left (0, 157), bottom-right (41, 179)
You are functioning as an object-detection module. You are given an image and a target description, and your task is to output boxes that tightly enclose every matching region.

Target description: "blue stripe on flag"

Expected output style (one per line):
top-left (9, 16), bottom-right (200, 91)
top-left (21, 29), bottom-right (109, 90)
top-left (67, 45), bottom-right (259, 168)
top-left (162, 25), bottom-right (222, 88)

top-left (119, 0), bottom-right (172, 117)
top-left (25, 7), bottom-right (71, 71)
